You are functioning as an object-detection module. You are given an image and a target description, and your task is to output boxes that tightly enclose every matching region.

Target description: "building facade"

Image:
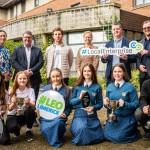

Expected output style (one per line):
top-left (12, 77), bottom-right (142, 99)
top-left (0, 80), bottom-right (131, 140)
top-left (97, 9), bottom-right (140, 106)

top-left (0, 0), bottom-right (150, 75)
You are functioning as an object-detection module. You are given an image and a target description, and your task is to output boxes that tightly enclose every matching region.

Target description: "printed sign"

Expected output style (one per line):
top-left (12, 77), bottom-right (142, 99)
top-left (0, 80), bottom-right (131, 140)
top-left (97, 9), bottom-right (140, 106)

top-left (36, 90), bottom-right (65, 120)
top-left (80, 41), bottom-right (143, 56)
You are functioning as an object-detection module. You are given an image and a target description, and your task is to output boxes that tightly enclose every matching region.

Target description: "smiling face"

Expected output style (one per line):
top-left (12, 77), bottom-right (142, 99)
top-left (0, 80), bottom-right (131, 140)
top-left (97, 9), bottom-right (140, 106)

top-left (83, 32), bottom-right (93, 45)
top-left (113, 66), bottom-right (124, 82)
top-left (51, 70), bottom-right (62, 86)
top-left (17, 73), bottom-right (28, 88)
top-left (143, 22), bottom-right (150, 39)
top-left (83, 66), bottom-right (92, 81)
top-left (22, 33), bottom-right (32, 47)
top-left (112, 25), bottom-right (122, 39)
top-left (0, 31), bottom-right (7, 46)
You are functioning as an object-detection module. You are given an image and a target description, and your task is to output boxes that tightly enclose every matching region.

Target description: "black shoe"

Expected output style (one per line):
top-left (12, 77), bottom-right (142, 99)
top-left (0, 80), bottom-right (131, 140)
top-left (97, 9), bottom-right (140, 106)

top-left (33, 120), bottom-right (39, 127)
top-left (13, 132), bottom-right (20, 138)
top-left (26, 131), bottom-right (34, 142)
top-left (143, 132), bottom-right (150, 140)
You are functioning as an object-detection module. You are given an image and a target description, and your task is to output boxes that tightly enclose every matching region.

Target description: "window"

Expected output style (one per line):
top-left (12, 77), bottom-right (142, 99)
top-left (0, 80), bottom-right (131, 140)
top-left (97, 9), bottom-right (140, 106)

top-left (135, 0), bottom-right (150, 6)
top-left (71, 2), bottom-right (80, 8)
top-left (35, 0), bottom-right (39, 7)
top-left (21, 2), bottom-right (26, 13)
top-left (100, 0), bottom-right (109, 3)
top-left (10, 7), bottom-right (14, 18)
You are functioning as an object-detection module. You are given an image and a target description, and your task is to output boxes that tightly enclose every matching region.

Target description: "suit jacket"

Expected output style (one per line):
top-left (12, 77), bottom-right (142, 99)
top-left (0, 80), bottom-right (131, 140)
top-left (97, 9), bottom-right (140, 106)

top-left (101, 37), bottom-right (136, 78)
top-left (12, 45), bottom-right (44, 84)
top-left (137, 39), bottom-right (150, 78)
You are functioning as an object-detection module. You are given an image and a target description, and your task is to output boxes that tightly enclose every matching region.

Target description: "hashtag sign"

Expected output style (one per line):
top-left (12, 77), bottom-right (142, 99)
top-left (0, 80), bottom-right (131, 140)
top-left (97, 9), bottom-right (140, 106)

top-left (82, 49), bottom-right (87, 55)
top-left (39, 96), bottom-right (47, 105)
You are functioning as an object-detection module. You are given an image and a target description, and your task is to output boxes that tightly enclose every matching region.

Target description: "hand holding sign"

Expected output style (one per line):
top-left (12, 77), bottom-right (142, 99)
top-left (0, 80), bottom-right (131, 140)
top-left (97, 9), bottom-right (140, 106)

top-left (36, 90), bottom-right (65, 120)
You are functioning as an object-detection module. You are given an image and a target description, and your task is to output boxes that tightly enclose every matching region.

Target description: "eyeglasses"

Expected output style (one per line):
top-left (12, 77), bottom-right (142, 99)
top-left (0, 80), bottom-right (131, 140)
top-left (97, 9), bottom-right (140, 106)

top-left (23, 36), bottom-right (32, 39)
top-left (143, 27), bottom-right (150, 30)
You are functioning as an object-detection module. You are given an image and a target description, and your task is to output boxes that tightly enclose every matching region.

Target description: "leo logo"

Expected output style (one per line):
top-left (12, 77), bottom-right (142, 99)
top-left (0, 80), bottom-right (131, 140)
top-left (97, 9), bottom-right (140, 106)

top-left (129, 41), bottom-right (143, 51)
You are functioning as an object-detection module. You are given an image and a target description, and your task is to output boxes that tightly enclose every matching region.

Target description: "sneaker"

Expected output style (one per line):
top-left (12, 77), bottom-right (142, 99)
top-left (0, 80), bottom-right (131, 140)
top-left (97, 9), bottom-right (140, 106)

top-left (26, 131), bottom-right (34, 142)
top-left (143, 132), bottom-right (150, 140)
top-left (33, 120), bottom-right (39, 127)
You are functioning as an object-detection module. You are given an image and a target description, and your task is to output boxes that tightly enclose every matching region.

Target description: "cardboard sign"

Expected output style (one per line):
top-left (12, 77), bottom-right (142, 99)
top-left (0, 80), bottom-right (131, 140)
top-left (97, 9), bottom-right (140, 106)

top-left (36, 90), bottom-right (65, 120)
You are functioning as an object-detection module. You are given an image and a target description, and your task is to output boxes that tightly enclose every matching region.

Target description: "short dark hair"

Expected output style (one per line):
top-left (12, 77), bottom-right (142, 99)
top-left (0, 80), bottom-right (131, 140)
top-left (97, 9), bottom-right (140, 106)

top-left (22, 31), bottom-right (33, 37)
top-left (52, 27), bottom-right (64, 35)
top-left (112, 21), bottom-right (123, 29)
top-left (0, 30), bottom-right (7, 37)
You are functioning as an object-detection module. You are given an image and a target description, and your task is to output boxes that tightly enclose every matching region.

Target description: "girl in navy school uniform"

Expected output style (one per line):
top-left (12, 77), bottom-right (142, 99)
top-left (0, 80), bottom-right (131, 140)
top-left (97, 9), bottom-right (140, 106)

top-left (39, 68), bottom-right (71, 148)
top-left (0, 72), bottom-right (10, 145)
top-left (103, 63), bottom-right (140, 143)
top-left (69, 63), bottom-right (104, 145)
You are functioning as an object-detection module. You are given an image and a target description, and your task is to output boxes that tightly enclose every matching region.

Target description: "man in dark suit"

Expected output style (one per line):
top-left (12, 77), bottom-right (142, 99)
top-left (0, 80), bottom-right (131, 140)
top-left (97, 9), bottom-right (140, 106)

top-left (135, 79), bottom-right (150, 140)
top-left (137, 20), bottom-right (150, 90)
top-left (12, 31), bottom-right (44, 127)
top-left (101, 22), bottom-right (136, 86)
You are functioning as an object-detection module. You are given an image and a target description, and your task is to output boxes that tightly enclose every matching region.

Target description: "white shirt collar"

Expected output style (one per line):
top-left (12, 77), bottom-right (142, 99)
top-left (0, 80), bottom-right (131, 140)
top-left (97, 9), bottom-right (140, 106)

top-left (115, 79), bottom-right (124, 88)
top-left (52, 84), bottom-right (62, 91)
top-left (84, 81), bottom-right (92, 87)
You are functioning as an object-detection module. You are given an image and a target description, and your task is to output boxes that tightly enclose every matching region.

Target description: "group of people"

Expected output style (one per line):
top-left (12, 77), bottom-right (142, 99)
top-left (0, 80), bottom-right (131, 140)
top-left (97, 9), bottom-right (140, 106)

top-left (0, 19), bottom-right (149, 147)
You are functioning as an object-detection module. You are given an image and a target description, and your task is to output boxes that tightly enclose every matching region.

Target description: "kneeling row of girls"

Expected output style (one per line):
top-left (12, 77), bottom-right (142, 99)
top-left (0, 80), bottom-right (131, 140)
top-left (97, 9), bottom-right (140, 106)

top-left (0, 63), bottom-right (140, 147)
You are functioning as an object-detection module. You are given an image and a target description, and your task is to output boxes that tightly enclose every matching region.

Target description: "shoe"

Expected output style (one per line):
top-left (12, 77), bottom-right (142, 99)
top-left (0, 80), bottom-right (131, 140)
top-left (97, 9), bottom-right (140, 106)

top-left (13, 132), bottom-right (20, 138)
top-left (33, 120), bottom-right (39, 127)
top-left (26, 131), bottom-right (34, 142)
top-left (143, 132), bottom-right (150, 140)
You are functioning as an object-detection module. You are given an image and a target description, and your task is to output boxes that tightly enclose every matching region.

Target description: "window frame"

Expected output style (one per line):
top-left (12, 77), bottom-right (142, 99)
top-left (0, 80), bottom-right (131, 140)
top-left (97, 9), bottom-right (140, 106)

top-left (21, 2), bottom-right (26, 13)
top-left (135, 0), bottom-right (150, 6)
top-left (35, 0), bottom-right (39, 7)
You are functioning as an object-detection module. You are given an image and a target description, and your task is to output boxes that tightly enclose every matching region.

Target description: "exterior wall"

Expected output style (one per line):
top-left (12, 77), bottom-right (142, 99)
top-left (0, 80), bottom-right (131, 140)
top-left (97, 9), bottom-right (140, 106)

top-left (0, 9), bottom-right (7, 20)
top-left (111, 0), bottom-right (150, 16)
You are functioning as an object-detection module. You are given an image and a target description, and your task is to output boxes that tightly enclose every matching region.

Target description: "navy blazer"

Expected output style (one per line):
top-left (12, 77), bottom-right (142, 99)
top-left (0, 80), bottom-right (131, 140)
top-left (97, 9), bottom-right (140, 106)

top-left (137, 39), bottom-right (150, 78)
top-left (101, 37), bottom-right (136, 79)
top-left (12, 45), bottom-right (44, 84)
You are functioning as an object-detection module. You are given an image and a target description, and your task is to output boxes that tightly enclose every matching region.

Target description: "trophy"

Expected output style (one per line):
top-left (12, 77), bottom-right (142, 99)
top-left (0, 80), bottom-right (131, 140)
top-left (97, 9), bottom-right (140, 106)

top-left (16, 97), bottom-right (25, 115)
top-left (81, 92), bottom-right (90, 108)
top-left (145, 120), bottom-right (150, 129)
top-left (107, 100), bottom-right (119, 122)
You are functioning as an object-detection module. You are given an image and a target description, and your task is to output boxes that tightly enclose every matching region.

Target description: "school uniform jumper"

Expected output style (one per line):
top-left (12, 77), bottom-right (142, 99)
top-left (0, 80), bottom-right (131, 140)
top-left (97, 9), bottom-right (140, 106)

top-left (69, 84), bottom-right (104, 145)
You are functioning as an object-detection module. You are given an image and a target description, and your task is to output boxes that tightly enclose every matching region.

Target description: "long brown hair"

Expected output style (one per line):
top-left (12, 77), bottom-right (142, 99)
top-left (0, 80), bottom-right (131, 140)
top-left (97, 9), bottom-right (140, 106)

top-left (74, 63), bottom-right (98, 87)
top-left (111, 63), bottom-right (130, 82)
top-left (49, 68), bottom-right (66, 86)
top-left (0, 72), bottom-right (6, 105)
top-left (10, 71), bottom-right (31, 99)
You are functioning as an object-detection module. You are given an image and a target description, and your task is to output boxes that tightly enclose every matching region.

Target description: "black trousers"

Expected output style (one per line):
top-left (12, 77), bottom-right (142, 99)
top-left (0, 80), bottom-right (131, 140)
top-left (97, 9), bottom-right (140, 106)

top-left (6, 107), bottom-right (36, 134)
top-left (31, 83), bottom-right (40, 100)
top-left (0, 119), bottom-right (10, 145)
top-left (135, 108), bottom-right (150, 133)
top-left (139, 73), bottom-right (150, 91)
top-left (63, 78), bottom-right (69, 86)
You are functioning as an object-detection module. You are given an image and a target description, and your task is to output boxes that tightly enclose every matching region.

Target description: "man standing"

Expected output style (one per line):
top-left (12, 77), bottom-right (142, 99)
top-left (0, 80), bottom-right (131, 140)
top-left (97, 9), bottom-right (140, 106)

top-left (12, 31), bottom-right (44, 126)
top-left (45, 27), bottom-right (73, 85)
top-left (137, 20), bottom-right (150, 90)
top-left (101, 22), bottom-right (136, 86)
top-left (135, 79), bottom-right (150, 140)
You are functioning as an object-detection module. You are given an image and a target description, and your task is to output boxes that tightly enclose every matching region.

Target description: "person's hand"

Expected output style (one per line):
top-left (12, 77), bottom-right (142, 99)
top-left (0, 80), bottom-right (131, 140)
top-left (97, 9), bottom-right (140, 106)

top-left (119, 99), bottom-right (124, 107)
top-left (103, 97), bottom-right (109, 105)
top-left (24, 70), bottom-right (31, 76)
top-left (24, 96), bottom-right (30, 106)
top-left (103, 53), bottom-right (109, 60)
top-left (143, 105), bottom-right (150, 115)
top-left (60, 113), bottom-right (66, 118)
top-left (2, 71), bottom-right (9, 77)
top-left (77, 70), bottom-right (81, 78)
top-left (11, 96), bottom-right (17, 104)
top-left (35, 109), bottom-right (39, 115)
top-left (119, 53), bottom-right (128, 60)
top-left (139, 65), bottom-right (147, 72)
top-left (79, 90), bottom-right (87, 100)
top-left (85, 106), bottom-right (94, 113)
top-left (140, 49), bottom-right (148, 56)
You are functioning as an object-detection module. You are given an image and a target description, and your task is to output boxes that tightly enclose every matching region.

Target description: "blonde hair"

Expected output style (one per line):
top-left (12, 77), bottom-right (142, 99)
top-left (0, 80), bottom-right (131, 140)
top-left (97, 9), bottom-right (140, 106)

top-left (83, 31), bottom-right (93, 37)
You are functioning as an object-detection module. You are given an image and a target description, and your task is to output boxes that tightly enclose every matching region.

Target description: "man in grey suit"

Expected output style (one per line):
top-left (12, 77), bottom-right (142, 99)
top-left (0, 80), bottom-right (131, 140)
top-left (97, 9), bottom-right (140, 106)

top-left (12, 31), bottom-right (44, 127)
top-left (137, 20), bottom-right (150, 90)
